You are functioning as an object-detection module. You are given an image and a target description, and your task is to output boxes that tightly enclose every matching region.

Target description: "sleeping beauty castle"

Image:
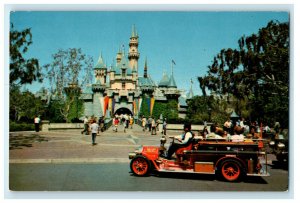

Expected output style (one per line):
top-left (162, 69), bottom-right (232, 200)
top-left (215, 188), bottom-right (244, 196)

top-left (80, 26), bottom-right (194, 119)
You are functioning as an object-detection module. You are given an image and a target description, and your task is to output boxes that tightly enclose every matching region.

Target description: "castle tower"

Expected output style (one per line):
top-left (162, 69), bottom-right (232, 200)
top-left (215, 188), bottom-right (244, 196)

top-left (128, 25), bottom-right (140, 70)
top-left (94, 53), bottom-right (107, 85)
top-left (116, 46), bottom-right (123, 64)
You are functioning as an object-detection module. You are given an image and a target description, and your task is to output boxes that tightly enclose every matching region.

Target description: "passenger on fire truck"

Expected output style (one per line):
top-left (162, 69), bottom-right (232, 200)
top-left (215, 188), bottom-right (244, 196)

top-left (166, 123), bottom-right (194, 159)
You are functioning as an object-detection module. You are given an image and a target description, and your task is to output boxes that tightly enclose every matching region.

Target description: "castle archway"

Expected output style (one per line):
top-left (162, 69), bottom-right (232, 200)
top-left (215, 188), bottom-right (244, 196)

top-left (114, 107), bottom-right (133, 116)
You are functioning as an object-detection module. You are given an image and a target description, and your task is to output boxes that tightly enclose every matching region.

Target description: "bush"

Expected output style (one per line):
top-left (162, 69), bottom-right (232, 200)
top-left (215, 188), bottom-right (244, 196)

top-left (9, 122), bottom-right (35, 131)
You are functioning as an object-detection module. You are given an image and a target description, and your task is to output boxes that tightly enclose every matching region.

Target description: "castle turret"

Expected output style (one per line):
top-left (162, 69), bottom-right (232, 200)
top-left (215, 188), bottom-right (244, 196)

top-left (128, 25), bottom-right (140, 69)
top-left (94, 53), bottom-right (107, 86)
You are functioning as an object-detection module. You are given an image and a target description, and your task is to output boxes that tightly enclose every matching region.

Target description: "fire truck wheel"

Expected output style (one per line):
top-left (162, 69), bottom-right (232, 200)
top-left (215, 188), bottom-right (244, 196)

top-left (130, 155), bottom-right (151, 176)
top-left (218, 159), bottom-right (244, 182)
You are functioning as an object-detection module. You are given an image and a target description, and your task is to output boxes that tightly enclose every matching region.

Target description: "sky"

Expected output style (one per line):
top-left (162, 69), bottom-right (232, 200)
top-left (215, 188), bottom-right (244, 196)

top-left (10, 11), bottom-right (289, 96)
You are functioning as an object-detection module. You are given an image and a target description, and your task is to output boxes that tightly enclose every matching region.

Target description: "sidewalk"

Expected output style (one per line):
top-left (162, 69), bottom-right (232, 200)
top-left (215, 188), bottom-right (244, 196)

top-left (9, 124), bottom-right (178, 164)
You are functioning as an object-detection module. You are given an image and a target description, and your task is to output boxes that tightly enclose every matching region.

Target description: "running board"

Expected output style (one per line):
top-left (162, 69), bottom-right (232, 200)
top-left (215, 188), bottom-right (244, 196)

top-left (157, 168), bottom-right (215, 174)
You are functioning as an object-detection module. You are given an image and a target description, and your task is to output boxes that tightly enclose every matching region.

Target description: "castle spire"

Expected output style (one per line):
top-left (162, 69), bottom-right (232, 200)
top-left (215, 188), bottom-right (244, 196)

top-left (131, 24), bottom-right (137, 38)
top-left (144, 57), bottom-right (148, 78)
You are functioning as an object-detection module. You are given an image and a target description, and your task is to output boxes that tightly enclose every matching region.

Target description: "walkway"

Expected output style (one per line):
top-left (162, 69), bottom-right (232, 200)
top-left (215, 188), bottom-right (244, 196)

top-left (9, 124), bottom-right (179, 164)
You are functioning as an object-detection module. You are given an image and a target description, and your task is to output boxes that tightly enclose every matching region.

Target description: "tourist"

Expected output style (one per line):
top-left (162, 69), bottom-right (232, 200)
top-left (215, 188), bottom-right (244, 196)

top-left (162, 118), bottom-right (167, 135)
top-left (34, 115), bottom-right (41, 132)
top-left (151, 118), bottom-right (156, 135)
top-left (113, 116), bottom-right (119, 132)
top-left (142, 116), bottom-right (147, 132)
top-left (81, 116), bottom-right (89, 135)
top-left (98, 116), bottom-right (105, 132)
top-left (129, 116), bottom-right (134, 129)
top-left (90, 119), bottom-right (99, 146)
top-left (147, 117), bottom-right (152, 132)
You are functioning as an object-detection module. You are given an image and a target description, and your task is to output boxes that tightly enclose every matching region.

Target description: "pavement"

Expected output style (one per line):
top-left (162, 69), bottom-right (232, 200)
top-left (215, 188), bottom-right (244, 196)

top-left (9, 124), bottom-right (276, 164)
top-left (9, 124), bottom-right (180, 164)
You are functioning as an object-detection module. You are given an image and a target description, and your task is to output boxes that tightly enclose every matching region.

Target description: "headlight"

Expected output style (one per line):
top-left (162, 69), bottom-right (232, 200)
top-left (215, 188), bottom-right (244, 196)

top-left (134, 146), bottom-right (143, 154)
top-left (277, 142), bottom-right (285, 148)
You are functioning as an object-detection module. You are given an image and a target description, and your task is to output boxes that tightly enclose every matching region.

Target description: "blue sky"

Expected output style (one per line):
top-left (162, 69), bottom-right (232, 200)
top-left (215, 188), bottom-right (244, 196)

top-left (10, 11), bottom-right (289, 96)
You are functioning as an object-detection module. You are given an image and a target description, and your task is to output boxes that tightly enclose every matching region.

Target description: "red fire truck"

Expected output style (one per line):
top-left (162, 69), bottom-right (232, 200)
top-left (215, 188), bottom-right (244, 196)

top-left (129, 136), bottom-right (269, 182)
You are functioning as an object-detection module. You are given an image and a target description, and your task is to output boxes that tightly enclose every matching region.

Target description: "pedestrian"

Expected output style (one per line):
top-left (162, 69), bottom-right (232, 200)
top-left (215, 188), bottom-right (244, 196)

top-left (156, 118), bottom-right (160, 131)
top-left (81, 116), bottom-right (89, 135)
top-left (129, 116), bottom-right (134, 129)
top-left (34, 115), bottom-right (41, 132)
top-left (113, 116), bottom-right (119, 132)
top-left (98, 116), bottom-right (105, 132)
top-left (142, 116), bottom-right (147, 132)
top-left (90, 119), bottom-right (99, 146)
top-left (274, 121), bottom-right (281, 138)
top-left (125, 114), bottom-right (129, 128)
top-left (123, 117), bottom-right (127, 132)
top-left (162, 118), bottom-right (167, 135)
top-left (147, 116), bottom-right (152, 132)
top-left (151, 118), bottom-right (156, 135)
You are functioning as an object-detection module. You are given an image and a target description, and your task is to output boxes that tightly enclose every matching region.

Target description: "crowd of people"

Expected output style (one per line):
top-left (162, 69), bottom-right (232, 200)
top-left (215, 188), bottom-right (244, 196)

top-left (81, 116), bottom-right (107, 145)
top-left (112, 114), bottom-right (134, 133)
top-left (200, 118), bottom-right (280, 142)
top-left (81, 114), bottom-right (166, 144)
top-left (141, 116), bottom-right (167, 135)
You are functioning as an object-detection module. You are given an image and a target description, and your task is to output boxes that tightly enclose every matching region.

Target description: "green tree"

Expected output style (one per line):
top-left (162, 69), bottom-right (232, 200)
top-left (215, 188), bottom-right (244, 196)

top-left (198, 20), bottom-right (289, 127)
top-left (45, 48), bottom-right (93, 122)
top-left (10, 85), bottom-right (45, 122)
top-left (10, 24), bottom-right (42, 85)
top-left (139, 96), bottom-right (150, 118)
top-left (152, 99), bottom-right (178, 121)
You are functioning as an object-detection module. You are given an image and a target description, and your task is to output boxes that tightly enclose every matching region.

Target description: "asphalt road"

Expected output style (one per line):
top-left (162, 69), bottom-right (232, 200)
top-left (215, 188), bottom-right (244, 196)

top-left (9, 161), bottom-right (289, 195)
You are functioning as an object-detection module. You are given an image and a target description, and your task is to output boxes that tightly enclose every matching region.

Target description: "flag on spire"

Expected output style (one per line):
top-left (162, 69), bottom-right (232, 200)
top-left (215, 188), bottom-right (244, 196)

top-left (172, 59), bottom-right (176, 65)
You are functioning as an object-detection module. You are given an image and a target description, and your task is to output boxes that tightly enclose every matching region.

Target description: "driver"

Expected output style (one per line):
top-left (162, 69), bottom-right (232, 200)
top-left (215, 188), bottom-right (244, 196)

top-left (166, 123), bottom-right (193, 159)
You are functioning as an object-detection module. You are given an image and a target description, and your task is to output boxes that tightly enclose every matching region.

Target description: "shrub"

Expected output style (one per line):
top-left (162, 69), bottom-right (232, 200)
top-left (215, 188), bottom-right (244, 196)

top-left (9, 122), bottom-right (35, 131)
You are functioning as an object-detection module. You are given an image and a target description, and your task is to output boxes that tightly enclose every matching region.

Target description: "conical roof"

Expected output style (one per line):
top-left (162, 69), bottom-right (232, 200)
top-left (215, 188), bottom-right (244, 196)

top-left (186, 86), bottom-right (194, 99)
top-left (158, 72), bottom-right (170, 87)
top-left (94, 53), bottom-right (106, 69)
top-left (168, 73), bottom-right (177, 88)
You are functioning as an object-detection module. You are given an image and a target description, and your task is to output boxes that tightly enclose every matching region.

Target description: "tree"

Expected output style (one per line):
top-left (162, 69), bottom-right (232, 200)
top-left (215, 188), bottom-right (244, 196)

top-left (10, 85), bottom-right (45, 122)
top-left (198, 20), bottom-right (289, 127)
top-left (10, 24), bottom-right (42, 85)
top-left (45, 48), bottom-right (93, 122)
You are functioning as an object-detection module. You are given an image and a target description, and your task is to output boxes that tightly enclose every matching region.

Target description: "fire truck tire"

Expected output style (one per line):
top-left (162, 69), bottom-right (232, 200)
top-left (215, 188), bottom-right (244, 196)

top-left (218, 159), bottom-right (245, 182)
top-left (130, 155), bottom-right (151, 176)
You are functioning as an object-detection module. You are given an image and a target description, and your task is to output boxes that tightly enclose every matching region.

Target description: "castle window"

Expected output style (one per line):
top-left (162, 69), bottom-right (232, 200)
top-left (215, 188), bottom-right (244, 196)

top-left (122, 82), bottom-right (125, 89)
top-left (122, 69), bottom-right (126, 77)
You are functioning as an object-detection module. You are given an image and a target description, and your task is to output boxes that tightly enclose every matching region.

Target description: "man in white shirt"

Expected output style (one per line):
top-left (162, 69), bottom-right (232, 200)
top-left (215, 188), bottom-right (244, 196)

top-left (166, 123), bottom-right (193, 159)
top-left (90, 119), bottom-right (99, 145)
top-left (34, 115), bottom-right (41, 132)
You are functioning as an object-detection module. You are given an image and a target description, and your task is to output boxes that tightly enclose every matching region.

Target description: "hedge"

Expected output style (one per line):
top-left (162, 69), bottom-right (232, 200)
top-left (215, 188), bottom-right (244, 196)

top-left (10, 122), bottom-right (35, 132)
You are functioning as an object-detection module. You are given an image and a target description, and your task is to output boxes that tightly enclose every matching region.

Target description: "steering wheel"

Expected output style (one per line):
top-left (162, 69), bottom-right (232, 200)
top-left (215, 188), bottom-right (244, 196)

top-left (168, 136), bottom-right (176, 144)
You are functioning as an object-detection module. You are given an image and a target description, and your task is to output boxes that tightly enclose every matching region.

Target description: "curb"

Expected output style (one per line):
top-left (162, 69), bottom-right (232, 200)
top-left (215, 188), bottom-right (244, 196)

top-left (10, 158), bottom-right (130, 164)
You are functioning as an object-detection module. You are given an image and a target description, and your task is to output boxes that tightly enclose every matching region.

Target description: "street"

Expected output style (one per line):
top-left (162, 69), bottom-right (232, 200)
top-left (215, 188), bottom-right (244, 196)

top-left (9, 162), bottom-right (288, 193)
